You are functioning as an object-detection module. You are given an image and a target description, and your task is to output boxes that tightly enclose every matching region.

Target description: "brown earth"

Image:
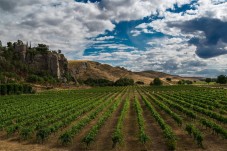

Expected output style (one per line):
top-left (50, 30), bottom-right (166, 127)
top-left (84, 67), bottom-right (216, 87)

top-left (68, 60), bottom-right (196, 85)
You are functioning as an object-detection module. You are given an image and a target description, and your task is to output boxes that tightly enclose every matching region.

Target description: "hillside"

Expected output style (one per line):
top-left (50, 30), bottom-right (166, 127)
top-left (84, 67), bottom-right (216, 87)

top-left (68, 60), bottom-right (184, 85)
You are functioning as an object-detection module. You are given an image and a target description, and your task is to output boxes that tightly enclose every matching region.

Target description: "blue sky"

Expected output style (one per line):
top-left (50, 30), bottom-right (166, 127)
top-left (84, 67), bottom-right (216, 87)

top-left (0, 0), bottom-right (227, 77)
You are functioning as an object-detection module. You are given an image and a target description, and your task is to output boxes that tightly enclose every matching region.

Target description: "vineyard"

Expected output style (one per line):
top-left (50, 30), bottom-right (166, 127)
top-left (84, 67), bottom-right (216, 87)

top-left (0, 86), bottom-right (227, 151)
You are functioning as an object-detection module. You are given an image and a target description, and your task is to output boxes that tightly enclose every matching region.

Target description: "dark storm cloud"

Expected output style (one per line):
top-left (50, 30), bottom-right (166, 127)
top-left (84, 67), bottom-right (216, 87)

top-left (0, 0), bottom-right (41, 11)
top-left (0, 0), bottom-right (18, 11)
top-left (168, 17), bottom-right (227, 58)
top-left (163, 59), bottom-right (179, 70)
top-left (182, 60), bottom-right (207, 68)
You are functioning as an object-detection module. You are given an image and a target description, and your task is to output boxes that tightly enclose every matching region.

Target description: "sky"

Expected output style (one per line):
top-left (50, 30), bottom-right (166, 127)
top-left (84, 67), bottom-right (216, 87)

top-left (0, 0), bottom-right (227, 77)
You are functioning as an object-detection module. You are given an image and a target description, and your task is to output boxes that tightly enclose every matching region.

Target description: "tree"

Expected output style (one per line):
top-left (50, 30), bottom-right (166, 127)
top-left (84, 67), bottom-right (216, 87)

top-left (17, 40), bottom-right (23, 45)
top-left (36, 44), bottom-right (49, 52)
top-left (114, 78), bottom-right (134, 86)
top-left (7, 42), bottom-right (13, 48)
top-left (216, 75), bottom-right (227, 84)
top-left (151, 78), bottom-right (162, 86)
top-left (0, 40), bottom-right (2, 47)
top-left (136, 81), bottom-right (144, 85)
top-left (205, 78), bottom-right (212, 84)
top-left (166, 78), bottom-right (172, 81)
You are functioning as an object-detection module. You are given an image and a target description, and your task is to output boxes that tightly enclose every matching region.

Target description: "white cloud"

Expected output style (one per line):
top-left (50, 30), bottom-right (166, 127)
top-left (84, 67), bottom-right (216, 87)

top-left (1, 0), bottom-right (227, 76)
top-left (0, 0), bottom-right (193, 57)
top-left (96, 36), bottom-right (114, 41)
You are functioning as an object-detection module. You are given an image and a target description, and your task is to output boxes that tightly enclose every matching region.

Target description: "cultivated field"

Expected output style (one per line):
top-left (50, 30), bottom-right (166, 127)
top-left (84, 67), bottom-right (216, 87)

top-left (0, 86), bottom-right (227, 151)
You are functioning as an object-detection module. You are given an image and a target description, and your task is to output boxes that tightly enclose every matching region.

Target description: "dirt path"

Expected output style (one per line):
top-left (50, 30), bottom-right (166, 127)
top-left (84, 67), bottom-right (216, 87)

top-left (121, 96), bottom-right (141, 151)
top-left (0, 140), bottom-right (68, 151)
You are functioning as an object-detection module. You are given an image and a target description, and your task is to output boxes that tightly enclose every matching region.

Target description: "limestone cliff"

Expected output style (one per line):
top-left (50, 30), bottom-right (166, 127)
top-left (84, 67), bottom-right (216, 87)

top-left (25, 52), bottom-right (67, 79)
top-left (0, 40), bottom-right (68, 80)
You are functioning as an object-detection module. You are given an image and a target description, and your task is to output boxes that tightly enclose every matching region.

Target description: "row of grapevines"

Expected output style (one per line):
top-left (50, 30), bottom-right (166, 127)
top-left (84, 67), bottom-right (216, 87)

top-left (134, 97), bottom-right (149, 144)
top-left (146, 91), bottom-right (204, 148)
top-left (144, 92), bottom-right (183, 126)
top-left (1, 93), bottom-right (96, 127)
top-left (172, 91), bottom-right (227, 113)
top-left (82, 98), bottom-right (122, 146)
top-left (35, 92), bottom-right (119, 143)
top-left (200, 117), bottom-right (227, 139)
top-left (112, 98), bottom-right (130, 147)
top-left (58, 91), bottom-right (123, 146)
top-left (4, 93), bottom-right (106, 136)
top-left (141, 95), bottom-right (176, 150)
top-left (17, 94), bottom-right (109, 140)
top-left (161, 93), bottom-right (227, 124)
top-left (154, 92), bottom-right (227, 141)
top-left (153, 93), bottom-right (196, 119)
top-left (185, 124), bottom-right (203, 147)
top-left (0, 92), bottom-right (92, 118)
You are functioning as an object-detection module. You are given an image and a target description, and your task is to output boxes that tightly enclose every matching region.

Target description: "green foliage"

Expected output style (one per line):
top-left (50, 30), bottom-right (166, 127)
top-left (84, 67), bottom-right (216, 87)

top-left (27, 75), bottom-right (44, 83)
top-left (134, 97), bottom-right (150, 144)
top-left (216, 75), bottom-right (227, 84)
top-left (36, 44), bottom-right (49, 53)
top-left (205, 78), bottom-right (212, 84)
top-left (82, 98), bottom-right (121, 146)
top-left (141, 95), bottom-right (176, 150)
top-left (20, 128), bottom-right (34, 140)
top-left (178, 80), bottom-right (193, 85)
top-left (114, 78), bottom-right (134, 86)
top-left (0, 83), bottom-right (33, 95)
top-left (166, 78), bottom-right (172, 81)
top-left (151, 78), bottom-right (162, 86)
top-left (185, 124), bottom-right (203, 147)
top-left (135, 81), bottom-right (144, 85)
top-left (112, 98), bottom-right (130, 147)
top-left (84, 78), bottom-right (114, 87)
top-left (26, 74), bottom-right (58, 84)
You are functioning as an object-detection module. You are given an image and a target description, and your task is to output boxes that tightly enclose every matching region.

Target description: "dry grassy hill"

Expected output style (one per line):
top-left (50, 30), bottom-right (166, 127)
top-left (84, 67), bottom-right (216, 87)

top-left (68, 60), bottom-right (189, 85)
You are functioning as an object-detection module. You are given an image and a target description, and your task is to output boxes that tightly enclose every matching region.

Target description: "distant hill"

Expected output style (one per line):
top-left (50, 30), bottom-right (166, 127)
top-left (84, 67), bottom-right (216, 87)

top-left (68, 60), bottom-right (189, 85)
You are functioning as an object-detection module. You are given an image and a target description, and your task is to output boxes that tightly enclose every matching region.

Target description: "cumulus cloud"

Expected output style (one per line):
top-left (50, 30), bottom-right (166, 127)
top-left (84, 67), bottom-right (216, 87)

top-left (0, 0), bottom-right (115, 56)
top-left (168, 17), bottom-right (227, 58)
top-left (0, 0), bottom-right (227, 76)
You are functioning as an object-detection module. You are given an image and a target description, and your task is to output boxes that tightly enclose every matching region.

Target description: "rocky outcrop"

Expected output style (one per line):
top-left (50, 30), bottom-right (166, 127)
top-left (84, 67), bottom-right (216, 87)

top-left (26, 52), bottom-right (68, 79)
top-left (13, 41), bottom-right (68, 79)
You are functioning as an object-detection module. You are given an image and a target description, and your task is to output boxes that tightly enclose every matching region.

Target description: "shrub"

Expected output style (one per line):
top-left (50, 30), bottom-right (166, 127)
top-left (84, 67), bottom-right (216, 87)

top-left (0, 84), bottom-right (7, 95)
top-left (84, 78), bottom-right (114, 87)
top-left (166, 78), bottom-right (172, 81)
top-left (135, 81), bottom-right (144, 85)
top-left (151, 78), bottom-right (162, 86)
top-left (216, 75), bottom-right (227, 84)
top-left (114, 78), bottom-right (134, 86)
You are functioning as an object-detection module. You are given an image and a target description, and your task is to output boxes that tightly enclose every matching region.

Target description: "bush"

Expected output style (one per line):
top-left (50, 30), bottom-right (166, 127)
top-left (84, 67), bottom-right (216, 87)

top-left (216, 75), bottom-right (227, 84)
top-left (151, 78), bottom-right (162, 86)
top-left (166, 78), bottom-right (172, 81)
top-left (27, 75), bottom-right (40, 83)
top-left (136, 81), bottom-right (144, 85)
top-left (0, 83), bottom-right (33, 95)
top-left (178, 80), bottom-right (193, 85)
top-left (0, 84), bottom-right (7, 95)
top-left (84, 78), bottom-right (114, 87)
top-left (114, 78), bottom-right (134, 86)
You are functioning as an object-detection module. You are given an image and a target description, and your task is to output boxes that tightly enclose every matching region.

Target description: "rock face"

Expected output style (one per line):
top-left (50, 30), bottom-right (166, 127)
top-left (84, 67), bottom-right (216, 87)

top-left (15, 43), bottom-right (68, 79)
